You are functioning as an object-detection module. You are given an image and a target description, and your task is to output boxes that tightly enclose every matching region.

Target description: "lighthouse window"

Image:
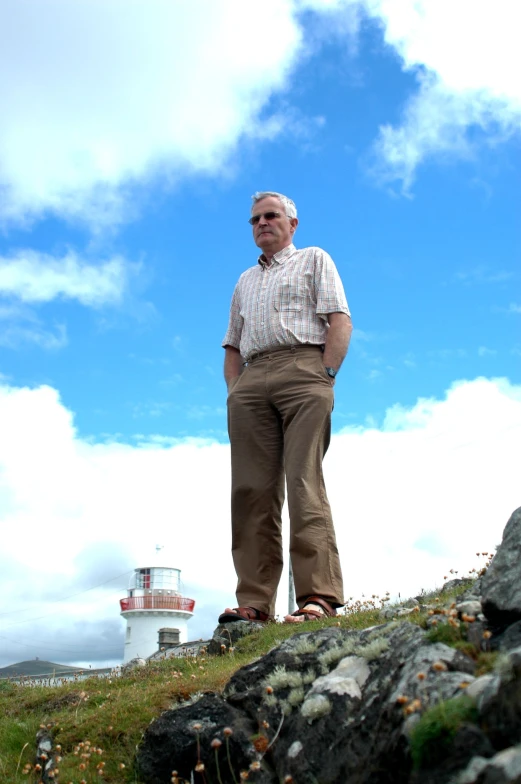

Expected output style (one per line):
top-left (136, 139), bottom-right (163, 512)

top-left (138, 569), bottom-right (151, 589)
top-left (126, 626), bottom-right (131, 640)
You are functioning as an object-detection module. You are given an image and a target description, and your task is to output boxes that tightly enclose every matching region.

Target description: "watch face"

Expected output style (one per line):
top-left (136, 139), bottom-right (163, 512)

top-left (326, 367), bottom-right (336, 378)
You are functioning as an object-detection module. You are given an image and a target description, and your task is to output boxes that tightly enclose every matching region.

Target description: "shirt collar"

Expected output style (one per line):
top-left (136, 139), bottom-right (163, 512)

top-left (258, 243), bottom-right (296, 268)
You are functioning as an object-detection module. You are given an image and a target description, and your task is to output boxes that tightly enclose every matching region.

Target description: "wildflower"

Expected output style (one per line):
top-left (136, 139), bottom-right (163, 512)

top-left (191, 674), bottom-right (197, 679)
top-left (223, 727), bottom-right (233, 737)
top-left (195, 762), bottom-right (205, 772)
top-left (432, 661), bottom-right (448, 672)
top-left (396, 695), bottom-right (409, 705)
top-left (211, 739), bottom-right (222, 749)
top-left (192, 722), bottom-right (202, 731)
top-left (262, 720), bottom-right (269, 729)
top-left (284, 776), bottom-right (294, 783)
top-left (34, 765), bottom-right (42, 773)
top-left (79, 763), bottom-right (87, 771)
top-left (118, 763), bottom-right (126, 769)
top-left (416, 672), bottom-right (426, 681)
top-left (459, 681), bottom-right (470, 689)
top-left (265, 686), bottom-right (273, 694)
top-left (483, 630), bottom-right (492, 640)
top-left (253, 735), bottom-right (269, 753)
top-left (240, 772), bottom-right (249, 780)
top-left (250, 760), bottom-right (262, 771)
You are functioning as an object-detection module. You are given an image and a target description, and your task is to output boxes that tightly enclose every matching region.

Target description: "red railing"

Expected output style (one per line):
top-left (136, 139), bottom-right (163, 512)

top-left (120, 596), bottom-right (195, 612)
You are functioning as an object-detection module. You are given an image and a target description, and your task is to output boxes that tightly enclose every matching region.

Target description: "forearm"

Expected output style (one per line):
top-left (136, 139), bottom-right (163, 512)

top-left (224, 346), bottom-right (243, 386)
top-left (322, 313), bottom-right (352, 370)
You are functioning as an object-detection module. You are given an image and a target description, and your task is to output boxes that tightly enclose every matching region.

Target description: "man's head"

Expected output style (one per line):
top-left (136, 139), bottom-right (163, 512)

top-left (249, 191), bottom-right (298, 257)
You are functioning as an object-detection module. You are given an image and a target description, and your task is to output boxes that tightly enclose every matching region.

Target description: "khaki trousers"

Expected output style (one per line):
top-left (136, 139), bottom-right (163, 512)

top-left (227, 345), bottom-right (344, 617)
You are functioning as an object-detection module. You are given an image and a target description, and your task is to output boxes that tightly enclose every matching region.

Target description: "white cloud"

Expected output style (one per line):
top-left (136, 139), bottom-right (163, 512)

top-left (0, 376), bottom-right (520, 667)
top-left (0, 0), bottom-right (306, 225)
top-left (359, 0), bottom-right (521, 187)
top-left (0, 322), bottom-right (67, 351)
top-left (0, 250), bottom-right (131, 306)
top-left (478, 346), bottom-right (497, 357)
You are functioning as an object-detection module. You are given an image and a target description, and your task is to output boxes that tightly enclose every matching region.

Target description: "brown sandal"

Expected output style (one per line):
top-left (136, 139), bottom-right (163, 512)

top-left (218, 606), bottom-right (269, 624)
top-left (287, 595), bottom-right (337, 622)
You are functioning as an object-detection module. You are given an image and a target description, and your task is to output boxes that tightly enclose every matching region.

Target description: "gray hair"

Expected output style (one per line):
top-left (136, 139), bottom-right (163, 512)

top-left (251, 191), bottom-right (297, 219)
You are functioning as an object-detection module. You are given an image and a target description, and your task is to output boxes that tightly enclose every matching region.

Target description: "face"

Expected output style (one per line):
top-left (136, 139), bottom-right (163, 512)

top-left (250, 196), bottom-right (298, 255)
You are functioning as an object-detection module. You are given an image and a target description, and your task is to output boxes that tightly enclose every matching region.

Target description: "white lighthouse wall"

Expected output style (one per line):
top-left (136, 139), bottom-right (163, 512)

top-left (122, 613), bottom-right (190, 663)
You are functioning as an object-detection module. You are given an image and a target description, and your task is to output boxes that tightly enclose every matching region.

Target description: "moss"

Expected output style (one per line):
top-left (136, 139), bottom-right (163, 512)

top-left (302, 669), bottom-right (317, 686)
top-left (358, 638), bottom-right (389, 661)
top-left (264, 666), bottom-right (303, 691)
top-left (288, 687), bottom-right (305, 707)
top-left (409, 695), bottom-right (479, 769)
top-left (475, 651), bottom-right (498, 676)
top-left (301, 694), bottom-right (332, 722)
top-left (291, 638), bottom-right (320, 655)
top-left (318, 639), bottom-right (358, 671)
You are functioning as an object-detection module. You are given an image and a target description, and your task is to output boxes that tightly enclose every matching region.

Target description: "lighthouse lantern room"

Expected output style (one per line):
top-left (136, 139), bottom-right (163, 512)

top-left (120, 561), bottom-right (195, 663)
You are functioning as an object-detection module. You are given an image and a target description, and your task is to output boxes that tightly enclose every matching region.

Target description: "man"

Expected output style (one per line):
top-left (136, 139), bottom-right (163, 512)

top-left (219, 191), bottom-right (352, 625)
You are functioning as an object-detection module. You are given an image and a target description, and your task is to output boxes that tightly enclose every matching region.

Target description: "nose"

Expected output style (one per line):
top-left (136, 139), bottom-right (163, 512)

top-left (258, 213), bottom-right (269, 226)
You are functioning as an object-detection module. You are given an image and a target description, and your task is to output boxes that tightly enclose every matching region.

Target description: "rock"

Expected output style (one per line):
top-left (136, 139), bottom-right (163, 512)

top-left (482, 508), bottom-right (521, 625)
top-left (137, 692), bottom-right (269, 784)
top-left (492, 621), bottom-right (521, 653)
top-left (409, 724), bottom-right (495, 784)
top-left (207, 620), bottom-right (266, 655)
top-left (137, 509), bottom-right (521, 784)
top-left (457, 601), bottom-right (482, 619)
top-left (455, 746), bottom-right (521, 783)
top-left (478, 646), bottom-right (521, 750)
top-left (442, 579), bottom-right (469, 594)
top-left (122, 657), bottom-right (147, 672)
top-left (466, 675), bottom-right (495, 703)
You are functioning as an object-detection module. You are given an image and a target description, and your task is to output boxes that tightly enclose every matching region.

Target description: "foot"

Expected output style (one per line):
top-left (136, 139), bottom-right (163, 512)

top-left (284, 596), bottom-right (337, 623)
top-left (218, 606), bottom-right (269, 624)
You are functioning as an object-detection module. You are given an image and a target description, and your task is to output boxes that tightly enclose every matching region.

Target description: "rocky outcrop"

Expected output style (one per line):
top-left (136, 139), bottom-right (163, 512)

top-left (482, 508), bottom-right (521, 626)
top-left (137, 507), bottom-right (521, 784)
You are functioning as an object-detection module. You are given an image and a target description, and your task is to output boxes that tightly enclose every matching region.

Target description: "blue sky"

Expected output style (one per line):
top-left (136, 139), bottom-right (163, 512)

top-left (0, 0), bottom-right (520, 668)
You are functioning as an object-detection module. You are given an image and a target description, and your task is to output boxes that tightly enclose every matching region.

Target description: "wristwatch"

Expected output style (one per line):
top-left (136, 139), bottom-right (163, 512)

top-left (325, 367), bottom-right (337, 379)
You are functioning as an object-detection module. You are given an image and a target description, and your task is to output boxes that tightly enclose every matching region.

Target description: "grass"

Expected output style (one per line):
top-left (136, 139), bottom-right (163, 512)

top-left (0, 569), bottom-right (492, 783)
top-left (409, 695), bottom-right (479, 769)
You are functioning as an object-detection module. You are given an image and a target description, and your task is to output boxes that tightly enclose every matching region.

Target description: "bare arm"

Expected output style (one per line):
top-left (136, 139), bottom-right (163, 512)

top-left (322, 312), bottom-right (352, 375)
top-left (224, 345), bottom-right (243, 388)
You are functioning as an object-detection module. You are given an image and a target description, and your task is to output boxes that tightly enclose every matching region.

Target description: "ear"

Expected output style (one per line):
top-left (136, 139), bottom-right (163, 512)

top-left (290, 217), bottom-right (299, 234)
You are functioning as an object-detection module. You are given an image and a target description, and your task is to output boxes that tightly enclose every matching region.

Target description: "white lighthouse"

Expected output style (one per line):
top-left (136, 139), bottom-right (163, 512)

top-left (119, 553), bottom-right (195, 663)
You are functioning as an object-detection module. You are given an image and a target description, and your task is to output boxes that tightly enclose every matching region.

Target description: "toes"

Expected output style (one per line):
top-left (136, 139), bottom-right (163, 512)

top-left (284, 614), bottom-right (305, 623)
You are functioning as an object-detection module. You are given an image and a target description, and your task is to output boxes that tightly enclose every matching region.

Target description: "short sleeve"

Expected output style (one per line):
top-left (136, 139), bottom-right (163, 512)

top-left (222, 283), bottom-right (243, 349)
top-left (314, 249), bottom-right (350, 317)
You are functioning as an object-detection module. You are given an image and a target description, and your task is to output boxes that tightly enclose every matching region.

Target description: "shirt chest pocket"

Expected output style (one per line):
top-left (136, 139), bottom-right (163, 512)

top-left (273, 281), bottom-right (304, 312)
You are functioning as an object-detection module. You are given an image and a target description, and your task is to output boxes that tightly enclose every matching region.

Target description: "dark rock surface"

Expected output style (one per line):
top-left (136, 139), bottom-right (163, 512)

top-left (482, 508), bottom-right (521, 626)
top-left (137, 508), bottom-right (521, 783)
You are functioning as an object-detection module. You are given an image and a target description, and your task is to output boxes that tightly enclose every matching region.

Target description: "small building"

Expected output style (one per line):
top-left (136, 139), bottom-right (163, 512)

top-left (119, 564), bottom-right (195, 663)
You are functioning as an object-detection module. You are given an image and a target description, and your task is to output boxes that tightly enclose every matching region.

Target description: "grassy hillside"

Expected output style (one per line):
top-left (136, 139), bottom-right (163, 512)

top-left (0, 661), bottom-right (85, 678)
top-left (0, 582), bottom-right (494, 783)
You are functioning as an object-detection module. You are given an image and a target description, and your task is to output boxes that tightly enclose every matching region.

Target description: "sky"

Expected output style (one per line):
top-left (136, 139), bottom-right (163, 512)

top-left (0, 0), bottom-right (520, 670)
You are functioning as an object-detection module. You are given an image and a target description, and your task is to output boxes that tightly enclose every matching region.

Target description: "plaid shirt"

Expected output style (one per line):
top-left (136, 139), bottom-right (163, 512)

top-left (222, 244), bottom-right (350, 361)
